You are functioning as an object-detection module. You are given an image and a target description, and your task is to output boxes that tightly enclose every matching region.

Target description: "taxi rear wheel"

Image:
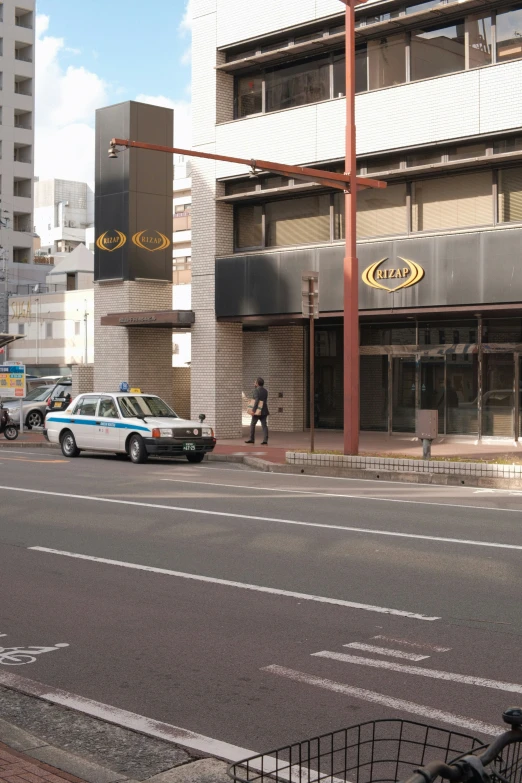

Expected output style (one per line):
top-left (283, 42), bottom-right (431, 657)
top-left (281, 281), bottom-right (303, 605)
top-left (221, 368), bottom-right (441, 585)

top-left (129, 434), bottom-right (148, 464)
top-left (61, 430), bottom-right (80, 458)
top-left (186, 452), bottom-right (205, 464)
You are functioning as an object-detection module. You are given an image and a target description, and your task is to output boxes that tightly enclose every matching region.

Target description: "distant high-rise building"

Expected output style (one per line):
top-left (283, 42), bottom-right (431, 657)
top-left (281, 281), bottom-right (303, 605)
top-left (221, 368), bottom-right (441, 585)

top-left (34, 179), bottom-right (95, 255)
top-left (0, 0), bottom-right (43, 332)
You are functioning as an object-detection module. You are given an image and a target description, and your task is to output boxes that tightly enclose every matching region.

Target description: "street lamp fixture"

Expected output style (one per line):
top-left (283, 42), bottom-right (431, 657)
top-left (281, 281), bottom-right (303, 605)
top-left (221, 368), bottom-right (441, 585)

top-left (108, 0), bottom-right (381, 455)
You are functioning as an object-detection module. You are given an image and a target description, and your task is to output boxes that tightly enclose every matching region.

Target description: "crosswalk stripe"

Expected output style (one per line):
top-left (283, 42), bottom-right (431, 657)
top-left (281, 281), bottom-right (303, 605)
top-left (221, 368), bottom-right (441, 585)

top-left (344, 643), bottom-right (429, 661)
top-left (311, 651), bottom-right (522, 694)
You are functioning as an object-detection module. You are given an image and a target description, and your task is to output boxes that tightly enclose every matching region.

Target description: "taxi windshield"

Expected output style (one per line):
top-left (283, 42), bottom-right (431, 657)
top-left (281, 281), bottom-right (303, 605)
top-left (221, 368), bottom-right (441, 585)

top-left (118, 395), bottom-right (178, 419)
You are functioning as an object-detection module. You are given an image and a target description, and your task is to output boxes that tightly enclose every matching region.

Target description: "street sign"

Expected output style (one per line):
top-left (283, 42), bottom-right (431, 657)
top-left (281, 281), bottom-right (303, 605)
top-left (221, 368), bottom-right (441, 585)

top-left (0, 364), bottom-right (26, 398)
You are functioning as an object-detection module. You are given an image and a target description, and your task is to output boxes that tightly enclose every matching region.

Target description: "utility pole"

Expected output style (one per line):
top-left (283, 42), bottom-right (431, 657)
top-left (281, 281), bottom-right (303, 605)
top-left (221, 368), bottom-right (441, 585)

top-left (0, 254), bottom-right (7, 334)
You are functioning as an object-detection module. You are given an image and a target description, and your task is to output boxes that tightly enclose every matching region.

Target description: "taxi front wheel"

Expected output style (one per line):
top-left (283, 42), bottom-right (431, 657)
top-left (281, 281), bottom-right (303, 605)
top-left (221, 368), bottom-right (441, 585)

top-left (61, 430), bottom-right (80, 458)
top-left (129, 434), bottom-right (148, 464)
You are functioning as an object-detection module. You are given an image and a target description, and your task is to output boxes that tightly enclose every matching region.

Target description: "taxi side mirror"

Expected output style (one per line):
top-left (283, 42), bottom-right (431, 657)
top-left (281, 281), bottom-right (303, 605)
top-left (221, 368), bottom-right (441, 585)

top-left (199, 413), bottom-right (206, 423)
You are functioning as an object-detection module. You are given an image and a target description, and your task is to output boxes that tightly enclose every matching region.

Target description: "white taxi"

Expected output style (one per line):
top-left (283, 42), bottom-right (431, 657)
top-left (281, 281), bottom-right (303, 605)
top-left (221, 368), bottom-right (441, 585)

top-left (45, 392), bottom-right (216, 464)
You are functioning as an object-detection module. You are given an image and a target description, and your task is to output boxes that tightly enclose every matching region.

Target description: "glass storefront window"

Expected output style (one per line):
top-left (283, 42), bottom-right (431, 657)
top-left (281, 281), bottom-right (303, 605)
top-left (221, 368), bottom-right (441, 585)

top-left (392, 357), bottom-right (416, 432)
top-left (496, 6), bottom-right (522, 63)
top-left (368, 34), bottom-right (406, 89)
top-left (483, 354), bottom-right (515, 437)
top-left (412, 171), bottom-right (492, 231)
top-left (265, 56), bottom-right (330, 112)
top-left (498, 167), bottom-right (522, 223)
top-left (314, 325), bottom-right (343, 429)
top-left (484, 318), bottom-right (522, 342)
top-left (235, 204), bottom-right (263, 249)
top-left (420, 357), bottom-right (445, 433)
top-left (265, 194), bottom-right (330, 247)
top-left (360, 356), bottom-right (389, 431)
top-left (236, 75), bottom-right (263, 117)
top-left (411, 21), bottom-right (465, 81)
top-left (419, 321), bottom-right (477, 345)
top-left (465, 14), bottom-right (492, 69)
top-left (447, 354), bottom-right (479, 435)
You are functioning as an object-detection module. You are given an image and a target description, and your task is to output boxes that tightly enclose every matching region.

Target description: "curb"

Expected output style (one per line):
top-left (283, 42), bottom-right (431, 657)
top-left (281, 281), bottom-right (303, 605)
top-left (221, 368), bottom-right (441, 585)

top-left (208, 453), bottom-right (522, 488)
top-left (0, 688), bottom-right (231, 783)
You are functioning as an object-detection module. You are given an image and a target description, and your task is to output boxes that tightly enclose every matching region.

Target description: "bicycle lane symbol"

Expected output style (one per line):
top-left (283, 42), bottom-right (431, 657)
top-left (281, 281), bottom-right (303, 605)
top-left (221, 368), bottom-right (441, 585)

top-left (0, 642), bottom-right (69, 666)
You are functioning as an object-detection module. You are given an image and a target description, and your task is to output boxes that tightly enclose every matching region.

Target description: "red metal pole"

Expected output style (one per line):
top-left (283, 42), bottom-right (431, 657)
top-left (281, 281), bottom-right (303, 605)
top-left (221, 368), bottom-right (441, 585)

top-left (344, 0), bottom-right (359, 455)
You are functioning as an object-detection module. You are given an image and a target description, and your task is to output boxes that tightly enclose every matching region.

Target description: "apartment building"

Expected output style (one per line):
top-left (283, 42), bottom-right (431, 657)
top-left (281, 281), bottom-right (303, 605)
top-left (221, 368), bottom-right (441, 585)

top-left (191, 0), bottom-right (522, 440)
top-left (0, 0), bottom-right (44, 331)
top-left (34, 178), bottom-right (95, 255)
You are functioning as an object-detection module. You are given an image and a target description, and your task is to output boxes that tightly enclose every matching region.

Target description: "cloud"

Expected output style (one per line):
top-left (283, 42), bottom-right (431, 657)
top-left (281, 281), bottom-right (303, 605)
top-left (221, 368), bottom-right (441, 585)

top-left (35, 13), bottom-right (108, 185)
top-left (180, 0), bottom-right (192, 33)
top-left (135, 94), bottom-right (192, 150)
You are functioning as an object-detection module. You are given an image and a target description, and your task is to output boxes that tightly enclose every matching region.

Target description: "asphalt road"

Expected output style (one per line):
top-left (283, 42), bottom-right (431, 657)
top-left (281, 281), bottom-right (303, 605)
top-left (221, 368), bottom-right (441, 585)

top-left (0, 447), bottom-right (521, 758)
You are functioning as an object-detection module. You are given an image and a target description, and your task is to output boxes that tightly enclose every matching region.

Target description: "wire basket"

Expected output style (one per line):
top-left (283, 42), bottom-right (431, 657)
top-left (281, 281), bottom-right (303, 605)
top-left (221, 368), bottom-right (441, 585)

top-left (490, 740), bottom-right (522, 783)
top-left (228, 720), bottom-right (485, 783)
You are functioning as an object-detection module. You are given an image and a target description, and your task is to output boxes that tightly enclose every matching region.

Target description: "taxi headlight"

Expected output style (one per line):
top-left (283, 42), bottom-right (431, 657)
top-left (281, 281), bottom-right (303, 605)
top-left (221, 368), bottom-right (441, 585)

top-left (202, 426), bottom-right (214, 437)
top-left (152, 428), bottom-right (173, 438)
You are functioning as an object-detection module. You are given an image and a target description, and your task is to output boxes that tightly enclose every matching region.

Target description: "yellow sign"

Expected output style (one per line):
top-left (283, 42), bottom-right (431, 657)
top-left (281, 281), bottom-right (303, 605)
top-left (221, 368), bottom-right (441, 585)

top-left (10, 300), bottom-right (31, 320)
top-left (0, 364), bottom-right (26, 398)
top-left (132, 230), bottom-right (171, 252)
top-left (96, 230), bottom-right (127, 252)
top-left (130, 388), bottom-right (141, 394)
top-left (362, 257), bottom-right (424, 293)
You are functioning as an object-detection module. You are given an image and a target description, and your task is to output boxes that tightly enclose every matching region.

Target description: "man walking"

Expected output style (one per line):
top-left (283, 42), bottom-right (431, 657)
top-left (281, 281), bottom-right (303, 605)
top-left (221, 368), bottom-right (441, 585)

top-left (245, 377), bottom-right (269, 445)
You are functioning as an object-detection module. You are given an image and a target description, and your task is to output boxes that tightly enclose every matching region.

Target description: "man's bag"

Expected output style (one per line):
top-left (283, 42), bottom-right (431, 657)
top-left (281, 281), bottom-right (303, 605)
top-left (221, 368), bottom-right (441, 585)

top-left (247, 398), bottom-right (264, 416)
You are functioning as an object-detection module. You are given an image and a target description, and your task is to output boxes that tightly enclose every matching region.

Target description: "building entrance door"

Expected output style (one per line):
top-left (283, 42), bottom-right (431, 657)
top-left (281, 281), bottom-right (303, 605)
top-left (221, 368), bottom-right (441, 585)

top-left (391, 356), bottom-right (416, 433)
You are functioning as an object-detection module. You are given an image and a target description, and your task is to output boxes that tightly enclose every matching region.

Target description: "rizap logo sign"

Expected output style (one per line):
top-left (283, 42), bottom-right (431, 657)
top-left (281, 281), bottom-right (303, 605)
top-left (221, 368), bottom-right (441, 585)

top-left (96, 230), bottom-right (127, 252)
top-left (132, 230), bottom-right (171, 252)
top-left (362, 257), bottom-right (425, 293)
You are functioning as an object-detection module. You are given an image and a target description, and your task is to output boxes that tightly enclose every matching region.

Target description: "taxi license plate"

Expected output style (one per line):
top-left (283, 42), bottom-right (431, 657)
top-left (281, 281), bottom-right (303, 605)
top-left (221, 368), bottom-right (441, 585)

top-left (183, 442), bottom-right (196, 451)
top-left (54, 402), bottom-right (63, 408)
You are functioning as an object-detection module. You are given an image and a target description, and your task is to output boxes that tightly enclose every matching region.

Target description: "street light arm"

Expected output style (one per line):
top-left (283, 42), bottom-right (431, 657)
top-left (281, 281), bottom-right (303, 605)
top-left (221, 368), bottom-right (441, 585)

top-left (110, 138), bottom-right (386, 192)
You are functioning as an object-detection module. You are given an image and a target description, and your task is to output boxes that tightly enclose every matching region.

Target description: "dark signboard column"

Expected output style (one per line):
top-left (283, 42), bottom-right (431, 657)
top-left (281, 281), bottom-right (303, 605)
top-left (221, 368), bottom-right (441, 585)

top-left (93, 101), bottom-right (176, 404)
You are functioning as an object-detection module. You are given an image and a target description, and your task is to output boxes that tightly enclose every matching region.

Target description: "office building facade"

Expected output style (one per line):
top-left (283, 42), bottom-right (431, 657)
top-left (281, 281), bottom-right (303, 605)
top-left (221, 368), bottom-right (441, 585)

top-left (192, 0), bottom-right (522, 440)
top-left (0, 0), bottom-right (43, 331)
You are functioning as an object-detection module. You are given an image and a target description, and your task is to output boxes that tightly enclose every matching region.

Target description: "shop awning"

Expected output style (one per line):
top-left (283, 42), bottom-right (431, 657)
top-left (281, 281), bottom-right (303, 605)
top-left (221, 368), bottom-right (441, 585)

top-left (100, 310), bottom-right (195, 328)
top-left (0, 334), bottom-right (24, 350)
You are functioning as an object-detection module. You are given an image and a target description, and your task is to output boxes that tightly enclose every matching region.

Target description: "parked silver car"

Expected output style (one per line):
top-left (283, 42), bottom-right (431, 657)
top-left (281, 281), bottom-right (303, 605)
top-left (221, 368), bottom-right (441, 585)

top-left (3, 380), bottom-right (72, 428)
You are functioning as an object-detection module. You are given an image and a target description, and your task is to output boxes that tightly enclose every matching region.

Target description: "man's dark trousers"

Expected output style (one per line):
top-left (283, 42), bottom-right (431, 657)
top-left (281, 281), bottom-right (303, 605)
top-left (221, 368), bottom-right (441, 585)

top-left (250, 415), bottom-right (268, 443)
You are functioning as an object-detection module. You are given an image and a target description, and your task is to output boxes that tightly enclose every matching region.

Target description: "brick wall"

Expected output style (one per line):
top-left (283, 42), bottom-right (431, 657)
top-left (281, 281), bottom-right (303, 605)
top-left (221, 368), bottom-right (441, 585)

top-left (268, 325), bottom-right (305, 432)
top-left (94, 281), bottom-right (174, 406)
top-left (173, 366), bottom-right (191, 419)
top-left (71, 364), bottom-right (94, 398)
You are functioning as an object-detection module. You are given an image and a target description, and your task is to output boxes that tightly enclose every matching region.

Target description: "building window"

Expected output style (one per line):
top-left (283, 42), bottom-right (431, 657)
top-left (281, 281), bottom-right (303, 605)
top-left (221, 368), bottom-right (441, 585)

top-left (265, 55), bottom-right (331, 113)
top-left (412, 171), bottom-right (493, 231)
top-left (13, 247), bottom-right (29, 263)
top-left (66, 273), bottom-right (76, 291)
top-left (496, 6), bottom-right (522, 63)
top-left (18, 323), bottom-right (25, 335)
top-left (45, 321), bottom-right (53, 339)
top-left (368, 34), bottom-right (407, 89)
top-left (265, 194), bottom-right (330, 246)
top-left (411, 21), bottom-right (465, 81)
top-left (236, 75), bottom-right (263, 117)
top-left (466, 14), bottom-right (492, 69)
top-left (498, 166), bottom-right (522, 223)
top-left (334, 184), bottom-right (408, 239)
top-left (236, 204), bottom-right (263, 248)
top-left (75, 321), bottom-right (81, 336)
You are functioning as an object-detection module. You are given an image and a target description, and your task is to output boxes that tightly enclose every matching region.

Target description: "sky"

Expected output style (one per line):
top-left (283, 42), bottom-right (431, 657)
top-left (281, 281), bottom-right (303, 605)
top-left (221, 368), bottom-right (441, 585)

top-left (34, 0), bottom-right (192, 185)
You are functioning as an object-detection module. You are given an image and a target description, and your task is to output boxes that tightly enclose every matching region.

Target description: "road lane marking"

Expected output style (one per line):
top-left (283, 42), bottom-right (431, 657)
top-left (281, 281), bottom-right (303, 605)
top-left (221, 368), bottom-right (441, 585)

top-left (3, 484), bottom-right (522, 553)
top-left (343, 643), bottom-right (429, 661)
top-left (29, 546), bottom-right (439, 620)
top-left (263, 665), bottom-right (502, 736)
top-left (372, 635), bottom-right (451, 653)
top-left (311, 651), bottom-right (522, 694)
top-left (159, 477), bottom-right (522, 516)
top-left (0, 457), bottom-right (67, 463)
top-left (0, 670), bottom-right (256, 762)
top-left (0, 643), bottom-right (69, 666)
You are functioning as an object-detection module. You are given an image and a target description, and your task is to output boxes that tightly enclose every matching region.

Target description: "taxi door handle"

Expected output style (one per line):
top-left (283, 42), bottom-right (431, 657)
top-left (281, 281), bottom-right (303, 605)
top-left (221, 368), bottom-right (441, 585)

top-left (95, 421), bottom-right (101, 425)
top-left (70, 419), bottom-right (76, 423)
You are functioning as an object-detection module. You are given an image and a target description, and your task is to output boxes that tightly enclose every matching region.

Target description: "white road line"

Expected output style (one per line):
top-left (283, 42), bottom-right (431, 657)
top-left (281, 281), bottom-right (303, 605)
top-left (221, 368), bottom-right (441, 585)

top-left (311, 651), bottom-right (522, 694)
top-left (28, 546), bottom-right (438, 620)
top-left (343, 643), bottom-right (429, 661)
top-left (263, 665), bottom-right (502, 736)
top-left (0, 670), bottom-right (256, 762)
top-left (372, 635), bottom-right (451, 653)
top-left (2, 484), bottom-right (522, 551)
top-left (160, 477), bottom-right (522, 515)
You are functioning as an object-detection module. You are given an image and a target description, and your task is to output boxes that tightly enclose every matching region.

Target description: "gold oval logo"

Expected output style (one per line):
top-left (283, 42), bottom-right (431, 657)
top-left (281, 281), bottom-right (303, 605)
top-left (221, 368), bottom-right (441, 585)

top-left (96, 230), bottom-right (127, 252)
top-left (132, 230), bottom-right (171, 252)
top-left (362, 257), bottom-right (424, 293)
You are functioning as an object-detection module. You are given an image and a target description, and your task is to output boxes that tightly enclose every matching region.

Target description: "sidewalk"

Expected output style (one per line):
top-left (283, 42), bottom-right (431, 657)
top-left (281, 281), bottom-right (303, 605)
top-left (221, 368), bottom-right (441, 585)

top-left (215, 428), bottom-right (522, 465)
top-left (0, 742), bottom-right (83, 783)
